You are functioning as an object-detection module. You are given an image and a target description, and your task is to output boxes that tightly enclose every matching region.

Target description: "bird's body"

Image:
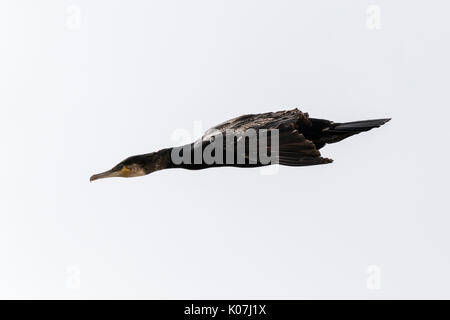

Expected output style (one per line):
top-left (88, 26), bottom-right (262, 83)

top-left (90, 108), bottom-right (390, 181)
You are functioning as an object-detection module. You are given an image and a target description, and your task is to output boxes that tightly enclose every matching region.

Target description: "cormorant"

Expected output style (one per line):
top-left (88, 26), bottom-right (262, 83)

top-left (90, 108), bottom-right (390, 181)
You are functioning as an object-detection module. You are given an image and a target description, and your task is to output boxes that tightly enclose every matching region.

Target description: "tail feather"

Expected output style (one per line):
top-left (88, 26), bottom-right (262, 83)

top-left (330, 118), bottom-right (391, 133)
top-left (304, 117), bottom-right (391, 148)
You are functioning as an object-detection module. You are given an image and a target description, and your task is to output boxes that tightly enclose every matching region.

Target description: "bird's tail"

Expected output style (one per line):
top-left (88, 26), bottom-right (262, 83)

top-left (323, 118), bottom-right (391, 144)
top-left (330, 118), bottom-right (391, 132)
top-left (304, 117), bottom-right (391, 148)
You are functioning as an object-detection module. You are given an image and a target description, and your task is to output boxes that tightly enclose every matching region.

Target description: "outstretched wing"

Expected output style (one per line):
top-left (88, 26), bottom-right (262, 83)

top-left (200, 108), bottom-right (333, 167)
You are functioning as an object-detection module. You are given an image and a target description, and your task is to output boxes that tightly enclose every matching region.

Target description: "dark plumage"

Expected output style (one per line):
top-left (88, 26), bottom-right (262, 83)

top-left (90, 108), bottom-right (390, 181)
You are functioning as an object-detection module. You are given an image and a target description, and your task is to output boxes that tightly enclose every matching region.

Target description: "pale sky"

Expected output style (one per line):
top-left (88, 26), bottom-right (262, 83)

top-left (1, 0), bottom-right (449, 299)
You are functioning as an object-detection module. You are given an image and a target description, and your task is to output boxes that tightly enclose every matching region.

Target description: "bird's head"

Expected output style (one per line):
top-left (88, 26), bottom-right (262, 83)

top-left (90, 153), bottom-right (163, 182)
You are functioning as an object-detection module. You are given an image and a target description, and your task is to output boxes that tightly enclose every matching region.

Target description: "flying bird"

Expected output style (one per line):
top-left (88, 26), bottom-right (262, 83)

top-left (90, 109), bottom-right (390, 181)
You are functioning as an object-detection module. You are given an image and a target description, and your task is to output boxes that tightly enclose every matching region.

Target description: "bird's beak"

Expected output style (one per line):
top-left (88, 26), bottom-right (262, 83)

top-left (90, 167), bottom-right (122, 182)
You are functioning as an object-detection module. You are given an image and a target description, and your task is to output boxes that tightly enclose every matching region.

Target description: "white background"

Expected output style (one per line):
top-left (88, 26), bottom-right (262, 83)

top-left (1, 0), bottom-right (449, 299)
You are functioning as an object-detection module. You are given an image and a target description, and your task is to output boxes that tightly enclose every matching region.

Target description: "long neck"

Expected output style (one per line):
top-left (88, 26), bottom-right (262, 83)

top-left (165, 143), bottom-right (214, 170)
top-left (142, 148), bottom-right (173, 174)
top-left (164, 142), bottom-right (226, 170)
top-left (165, 142), bottom-right (263, 170)
top-left (142, 145), bottom-right (210, 173)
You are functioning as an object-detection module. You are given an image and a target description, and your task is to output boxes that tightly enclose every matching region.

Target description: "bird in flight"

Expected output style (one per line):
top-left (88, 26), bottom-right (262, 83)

top-left (90, 108), bottom-right (390, 181)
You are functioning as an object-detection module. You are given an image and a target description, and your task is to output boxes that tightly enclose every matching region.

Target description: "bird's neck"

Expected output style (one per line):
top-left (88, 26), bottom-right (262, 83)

top-left (142, 148), bottom-right (173, 174)
top-left (142, 146), bottom-right (203, 174)
top-left (158, 143), bottom-right (264, 171)
top-left (165, 143), bottom-right (218, 170)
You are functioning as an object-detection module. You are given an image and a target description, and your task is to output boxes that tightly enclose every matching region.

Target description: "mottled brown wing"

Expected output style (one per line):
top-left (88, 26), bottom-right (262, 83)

top-left (202, 109), bottom-right (308, 138)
